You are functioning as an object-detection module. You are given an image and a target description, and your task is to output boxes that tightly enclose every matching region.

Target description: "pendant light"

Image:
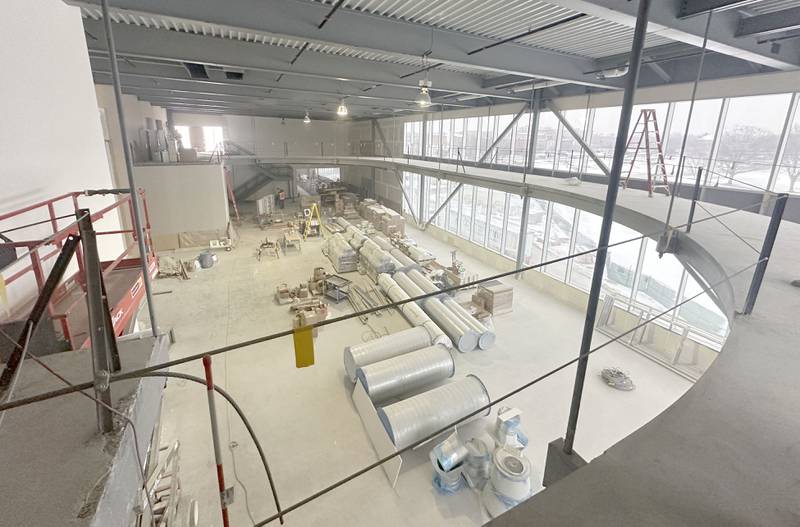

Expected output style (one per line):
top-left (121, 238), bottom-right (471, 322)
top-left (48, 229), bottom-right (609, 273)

top-left (416, 53), bottom-right (433, 107)
top-left (337, 99), bottom-right (349, 117)
top-left (303, 110), bottom-right (311, 124)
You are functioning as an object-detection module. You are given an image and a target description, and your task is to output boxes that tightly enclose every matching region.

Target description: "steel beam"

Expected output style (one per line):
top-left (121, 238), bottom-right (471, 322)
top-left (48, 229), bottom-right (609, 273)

top-left (544, 0), bottom-right (799, 69)
top-left (394, 170), bottom-right (419, 226)
top-left (678, 0), bottom-right (753, 19)
top-left (373, 119), bottom-right (393, 157)
top-left (515, 196), bottom-right (531, 274)
top-left (742, 194), bottom-right (788, 314)
top-left (548, 105), bottom-right (610, 176)
top-left (74, 0), bottom-right (615, 88)
top-left (563, 0), bottom-right (652, 456)
top-left (736, 7), bottom-right (800, 38)
top-left (422, 183), bottom-right (462, 231)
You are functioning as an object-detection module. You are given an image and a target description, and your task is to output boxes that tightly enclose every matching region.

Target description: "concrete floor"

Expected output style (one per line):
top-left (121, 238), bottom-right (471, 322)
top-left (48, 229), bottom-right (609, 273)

top-left (146, 206), bottom-right (692, 527)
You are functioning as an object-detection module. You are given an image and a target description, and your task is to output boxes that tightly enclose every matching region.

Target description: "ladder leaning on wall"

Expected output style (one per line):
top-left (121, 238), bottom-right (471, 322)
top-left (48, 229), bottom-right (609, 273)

top-left (620, 109), bottom-right (671, 197)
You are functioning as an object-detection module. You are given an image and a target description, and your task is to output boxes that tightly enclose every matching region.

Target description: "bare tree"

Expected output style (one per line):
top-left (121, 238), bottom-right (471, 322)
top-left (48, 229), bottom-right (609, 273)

top-left (714, 125), bottom-right (777, 186)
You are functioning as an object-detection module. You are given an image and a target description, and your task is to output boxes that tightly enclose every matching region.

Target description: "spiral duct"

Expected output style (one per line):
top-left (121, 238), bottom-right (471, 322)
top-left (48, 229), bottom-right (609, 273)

top-left (390, 248), bottom-right (417, 268)
top-left (377, 274), bottom-right (450, 348)
top-left (377, 375), bottom-right (491, 449)
top-left (343, 326), bottom-right (433, 382)
top-left (355, 344), bottom-right (454, 403)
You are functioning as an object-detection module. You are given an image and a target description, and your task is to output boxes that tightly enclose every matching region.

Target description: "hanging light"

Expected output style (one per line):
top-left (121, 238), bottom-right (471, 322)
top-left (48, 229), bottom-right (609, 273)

top-left (303, 110), bottom-right (311, 124)
top-left (337, 99), bottom-right (349, 117)
top-left (416, 80), bottom-right (432, 107)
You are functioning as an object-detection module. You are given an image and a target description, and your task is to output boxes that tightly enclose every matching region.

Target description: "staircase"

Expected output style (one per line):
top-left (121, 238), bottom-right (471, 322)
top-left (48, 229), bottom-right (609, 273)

top-left (233, 163), bottom-right (293, 201)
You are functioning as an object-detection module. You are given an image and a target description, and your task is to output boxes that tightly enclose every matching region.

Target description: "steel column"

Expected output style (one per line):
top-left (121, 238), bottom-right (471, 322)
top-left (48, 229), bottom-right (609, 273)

top-left (548, 105), bottom-right (610, 176)
top-left (101, 0), bottom-right (158, 337)
top-left (526, 91), bottom-right (543, 175)
top-left (563, 0), bottom-right (652, 456)
top-left (78, 210), bottom-right (117, 434)
top-left (742, 194), bottom-right (788, 315)
top-left (514, 196), bottom-right (531, 275)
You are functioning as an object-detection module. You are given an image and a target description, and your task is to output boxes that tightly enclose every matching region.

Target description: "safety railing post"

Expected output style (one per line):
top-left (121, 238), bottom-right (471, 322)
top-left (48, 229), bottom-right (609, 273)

top-left (742, 193), bottom-right (787, 315)
top-left (686, 167), bottom-right (704, 233)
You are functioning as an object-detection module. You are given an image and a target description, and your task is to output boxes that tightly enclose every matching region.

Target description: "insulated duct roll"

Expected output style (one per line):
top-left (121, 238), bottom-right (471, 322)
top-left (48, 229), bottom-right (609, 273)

top-left (407, 269), bottom-right (496, 350)
top-left (326, 233), bottom-right (358, 273)
top-left (371, 234), bottom-right (395, 252)
top-left (377, 375), bottom-right (491, 449)
top-left (377, 274), bottom-right (450, 349)
top-left (336, 217), bottom-right (352, 230)
top-left (356, 344), bottom-right (454, 403)
top-left (360, 240), bottom-right (396, 277)
top-left (390, 248), bottom-right (416, 268)
top-left (394, 272), bottom-right (477, 353)
top-left (347, 227), bottom-right (368, 250)
top-left (344, 326), bottom-right (432, 382)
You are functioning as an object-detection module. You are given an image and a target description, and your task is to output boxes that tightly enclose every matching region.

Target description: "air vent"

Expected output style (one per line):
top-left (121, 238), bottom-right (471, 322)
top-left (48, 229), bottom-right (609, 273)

top-left (225, 71), bottom-right (244, 80)
top-left (183, 62), bottom-right (209, 79)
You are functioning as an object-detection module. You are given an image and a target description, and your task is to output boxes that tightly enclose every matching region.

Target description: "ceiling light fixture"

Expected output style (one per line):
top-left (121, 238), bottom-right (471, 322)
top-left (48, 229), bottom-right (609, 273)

top-left (595, 65), bottom-right (629, 80)
top-left (416, 53), bottom-right (433, 107)
top-left (337, 99), bottom-right (349, 117)
top-left (303, 110), bottom-right (311, 124)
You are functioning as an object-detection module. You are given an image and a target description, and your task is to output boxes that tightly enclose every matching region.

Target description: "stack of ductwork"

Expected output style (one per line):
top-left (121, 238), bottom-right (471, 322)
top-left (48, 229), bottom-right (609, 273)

top-left (344, 326), bottom-right (438, 382)
top-left (393, 271), bottom-right (478, 353)
top-left (325, 233), bottom-right (358, 273)
top-left (360, 239), bottom-right (396, 280)
top-left (347, 226), bottom-right (369, 251)
top-left (406, 268), bottom-right (495, 350)
top-left (377, 273), bottom-right (449, 351)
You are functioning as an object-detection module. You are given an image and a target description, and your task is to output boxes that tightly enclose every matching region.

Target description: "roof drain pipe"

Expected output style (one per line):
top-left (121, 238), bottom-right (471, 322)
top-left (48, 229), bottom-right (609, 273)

top-left (406, 268), bottom-right (496, 350)
top-left (392, 272), bottom-right (478, 353)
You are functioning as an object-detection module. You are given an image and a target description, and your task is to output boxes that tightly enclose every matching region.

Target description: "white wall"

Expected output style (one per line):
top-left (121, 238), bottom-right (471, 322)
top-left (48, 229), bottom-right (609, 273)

top-left (132, 163), bottom-right (229, 250)
top-left (223, 114), bottom-right (352, 157)
top-left (95, 85), bottom-right (167, 187)
top-left (0, 0), bottom-right (125, 311)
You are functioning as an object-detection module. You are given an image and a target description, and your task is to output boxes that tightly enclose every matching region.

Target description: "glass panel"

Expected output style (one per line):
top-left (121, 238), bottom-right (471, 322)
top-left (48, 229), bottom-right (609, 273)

top-left (545, 203), bottom-right (574, 281)
top-left (586, 106), bottom-right (621, 174)
top-left (452, 118), bottom-right (465, 159)
top-left (504, 194), bottom-right (523, 258)
top-left (494, 114), bottom-right (514, 165)
top-left (428, 119), bottom-right (441, 158)
top-left (479, 115), bottom-right (497, 159)
top-left (523, 198), bottom-right (548, 265)
top-left (635, 239), bottom-right (684, 310)
top-left (712, 93), bottom-right (792, 189)
top-left (465, 117), bottom-right (480, 161)
top-left (472, 188), bottom-right (489, 245)
top-left (533, 112), bottom-right (559, 169)
top-left (202, 126), bottom-right (224, 152)
top-left (678, 274), bottom-right (728, 339)
top-left (410, 173), bottom-right (420, 215)
top-left (440, 119), bottom-right (452, 159)
top-left (664, 98), bottom-right (723, 174)
top-left (511, 113), bottom-right (532, 167)
top-left (555, 109), bottom-right (586, 173)
top-left (570, 210), bottom-right (601, 292)
top-left (775, 103), bottom-right (800, 194)
top-left (487, 190), bottom-right (506, 252)
top-left (425, 178), bottom-right (438, 223)
top-left (459, 185), bottom-right (474, 238)
top-left (174, 125), bottom-right (192, 149)
top-left (603, 223), bottom-right (642, 300)
top-left (447, 182), bottom-right (461, 233)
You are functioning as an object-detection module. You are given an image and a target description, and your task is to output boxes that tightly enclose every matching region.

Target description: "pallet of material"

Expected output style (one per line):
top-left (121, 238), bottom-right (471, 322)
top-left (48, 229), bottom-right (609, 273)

top-left (326, 233), bottom-right (359, 273)
top-left (475, 279), bottom-right (513, 315)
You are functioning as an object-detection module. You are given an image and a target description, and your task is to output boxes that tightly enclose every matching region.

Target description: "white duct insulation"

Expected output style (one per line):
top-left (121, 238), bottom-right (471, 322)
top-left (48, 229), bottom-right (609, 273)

top-left (347, 227), bottom-right (368, 250)
top-left (407, 269), bottom-right (496, 350)
top-left (326, 233), bottom-right (358, 273)
top-left (377, 374), bottom-right (491, 449)
top-left (377, 273), bottom-right (450, 350)
top-left (343, 326), bottom-right (433, 382)
top-left (336, 217), bottom-right (353, 230)
top-left (355, 344), bottom-right (455, 403)
top-left (390, 248), bottom-right (417, 268)
top-left (393, 272), bottom-right (478, 353)
top-left (407, 244), bottom-right (436, 264)
top-left (360, 240), bottom-right (396, 276)
top-left (371, 234), bottom-right (395, 252)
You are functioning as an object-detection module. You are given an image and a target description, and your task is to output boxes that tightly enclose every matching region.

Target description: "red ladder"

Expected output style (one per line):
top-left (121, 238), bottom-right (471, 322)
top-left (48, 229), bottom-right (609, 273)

top-left (621, 109), bottom-right (671, 196)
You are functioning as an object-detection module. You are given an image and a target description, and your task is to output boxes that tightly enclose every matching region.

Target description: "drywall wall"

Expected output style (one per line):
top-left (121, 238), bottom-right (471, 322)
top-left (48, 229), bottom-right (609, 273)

top-left (0, 0), bottom-right (125, 312)
top-left (132, 163), bottom-right (230, 249)
top-left (96, 85), bottom-right (167, 187)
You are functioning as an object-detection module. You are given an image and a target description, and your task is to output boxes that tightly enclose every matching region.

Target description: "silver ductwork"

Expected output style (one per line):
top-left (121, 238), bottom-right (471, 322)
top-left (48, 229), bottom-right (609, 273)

top-left (377, 273), bottom-right (450, 349)
top-left (355, 344), bottom-right (455, 403)
top-left (343, 326), bottom-right (433, 382)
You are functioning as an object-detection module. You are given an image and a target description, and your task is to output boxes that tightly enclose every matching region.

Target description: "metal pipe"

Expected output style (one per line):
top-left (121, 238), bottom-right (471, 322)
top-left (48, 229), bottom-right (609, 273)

top-left (202, 355), bottom-right (231, 527)
top-left (344, 326), bottom-right (433, 382)
top-left (563, 0), bottom-right (652, 456)
top-left (686, 167), bottom-right (704, 233)
top-left (101, 0), bottom-right (158, 337)
top-left (742, 194), bottom-right (787, 314)
top-left (664, 11), bottom-right (712, 230)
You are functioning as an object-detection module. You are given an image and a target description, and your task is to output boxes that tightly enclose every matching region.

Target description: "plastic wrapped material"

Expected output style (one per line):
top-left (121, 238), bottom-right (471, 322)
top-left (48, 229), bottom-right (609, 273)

top-left (347, 227), bottom-right (369, 250)
top-left (431, 432), bottom-right (469, 472)
top-left (464, 438), bottom-right (492, 490)
top-left (407, 244), bottom-right (436, 264)
top-left (359, 240), bottom-right (395, 279)
top-left (325, 233), bottom-right (358, 273)
top-left (377, 274), bottom-right (450, 349)
top-left (356, 344), bottom-right (454, 403)
top-left (407, 269), bottom-right (496, 350)
top-left (390, 248), bottom-right (417, 268)
top-left (371, 234), bottom-right (395, 252)
top-left (377, 375), bottom-right (490, 449)
top-left (481, 448), bottom-right (533, 518)
top-left (394, 272), bottom-right (477, 352)
top-left (335, 217), bottom-right (353, 230)
top-left (343, 326), bottom-right (432, 382)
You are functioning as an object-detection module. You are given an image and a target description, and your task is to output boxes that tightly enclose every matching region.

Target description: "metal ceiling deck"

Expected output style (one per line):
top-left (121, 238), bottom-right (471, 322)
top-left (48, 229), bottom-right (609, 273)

top-left (309, 0), bottom-right (676, 58)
